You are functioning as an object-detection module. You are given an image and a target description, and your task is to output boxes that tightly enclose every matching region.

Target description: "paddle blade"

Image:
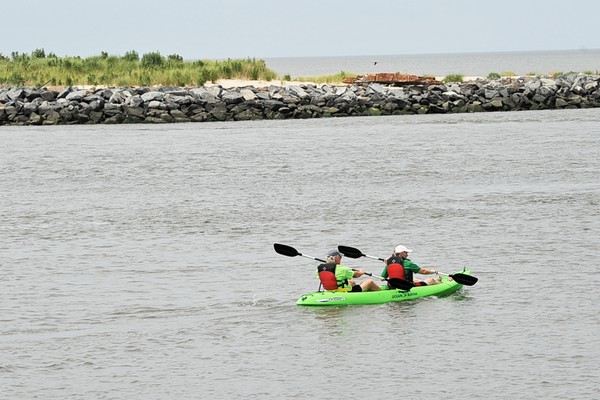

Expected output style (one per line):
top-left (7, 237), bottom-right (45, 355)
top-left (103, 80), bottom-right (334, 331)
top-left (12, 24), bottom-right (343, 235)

top-left (387, 278), bottom-right (415, 291)
top-left (273, 243), bottom-right (299, 257)
top-left (337, 245), bottom-right (364, 259)
top-left (449, 273), bottom-right (478, 286)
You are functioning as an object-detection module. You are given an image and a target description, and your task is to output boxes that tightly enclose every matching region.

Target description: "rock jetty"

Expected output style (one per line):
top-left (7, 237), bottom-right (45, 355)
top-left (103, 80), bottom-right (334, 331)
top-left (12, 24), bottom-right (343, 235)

top-left (1, 74), bottom-right (599, 125)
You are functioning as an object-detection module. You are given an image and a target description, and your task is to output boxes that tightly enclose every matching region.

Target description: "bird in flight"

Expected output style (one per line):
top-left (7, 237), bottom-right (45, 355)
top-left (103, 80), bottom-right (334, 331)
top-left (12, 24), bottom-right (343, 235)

top-left (373, 61), bottom-right (378, 66)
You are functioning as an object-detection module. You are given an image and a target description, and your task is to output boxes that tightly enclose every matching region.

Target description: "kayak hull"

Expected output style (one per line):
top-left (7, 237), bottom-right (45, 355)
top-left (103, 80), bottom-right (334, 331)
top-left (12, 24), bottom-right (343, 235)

top-left (296, 269), bottom-right (471, 306)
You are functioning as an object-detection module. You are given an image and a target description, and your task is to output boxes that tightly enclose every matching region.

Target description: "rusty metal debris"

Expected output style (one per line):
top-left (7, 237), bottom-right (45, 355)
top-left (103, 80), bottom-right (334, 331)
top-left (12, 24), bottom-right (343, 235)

top-left (343, 73), bottom-right (441, 86)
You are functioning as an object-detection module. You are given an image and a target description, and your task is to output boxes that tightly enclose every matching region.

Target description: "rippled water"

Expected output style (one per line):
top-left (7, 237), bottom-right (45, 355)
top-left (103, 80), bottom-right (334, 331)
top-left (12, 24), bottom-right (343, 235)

top-left (1, 109), bottom-right (599, 399)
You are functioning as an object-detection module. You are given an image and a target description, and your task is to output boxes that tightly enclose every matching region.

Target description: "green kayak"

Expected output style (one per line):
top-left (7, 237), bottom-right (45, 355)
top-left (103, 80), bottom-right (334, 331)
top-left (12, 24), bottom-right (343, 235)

top-left (296, 269), bottom-right (471, 306)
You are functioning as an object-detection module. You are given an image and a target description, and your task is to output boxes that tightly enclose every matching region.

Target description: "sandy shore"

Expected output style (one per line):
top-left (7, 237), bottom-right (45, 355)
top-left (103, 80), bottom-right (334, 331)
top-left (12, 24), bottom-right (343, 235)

top-left (206, 79), bottom-right (329, 88)
top-left (207, 76), bottom-right (487, 88)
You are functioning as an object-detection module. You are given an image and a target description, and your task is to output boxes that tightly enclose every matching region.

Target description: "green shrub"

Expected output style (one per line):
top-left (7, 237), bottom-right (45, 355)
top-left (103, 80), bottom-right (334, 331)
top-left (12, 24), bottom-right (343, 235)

top-left (197, 69), bottom-right (209, 86)
top-left (206, 69), bottom-right (220, 83)
top-left (31, 48), bottom-right (46, 58)
top-left (249, 66), bottom-right (259, 80)
top-left (123, 50), bottom-right (139, 62)
top-left (8, 72), bottom-right (25, 85)
top-left (487, 72), bottom-right (501, 80)
top-left (443, 74), bottom-right (464, 83)
top-left (550, 71), bottom-right (578, 78)
top-left (86, 74), bottom-right (98, 85)
top-left (293, 71), bottom-right (356, 84)
top-left (141, 52), bottom-right (165, 68)
top-left (220, 64), bottom-right (233, 79)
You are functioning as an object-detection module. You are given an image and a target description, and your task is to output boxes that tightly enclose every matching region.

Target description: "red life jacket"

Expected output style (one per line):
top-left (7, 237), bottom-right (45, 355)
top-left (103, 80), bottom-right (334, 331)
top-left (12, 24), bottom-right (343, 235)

top-left (387, 256), bottom-right (407, 280)
top-left (317, 263), bottom-right (345, 291)
top-left (387, 256), bottom-right (426, 285)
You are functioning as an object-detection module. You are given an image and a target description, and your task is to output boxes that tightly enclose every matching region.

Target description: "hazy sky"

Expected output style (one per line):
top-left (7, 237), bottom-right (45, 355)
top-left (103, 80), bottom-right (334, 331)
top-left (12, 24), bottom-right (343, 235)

top-left (3, 0), bottom-right (599, 60)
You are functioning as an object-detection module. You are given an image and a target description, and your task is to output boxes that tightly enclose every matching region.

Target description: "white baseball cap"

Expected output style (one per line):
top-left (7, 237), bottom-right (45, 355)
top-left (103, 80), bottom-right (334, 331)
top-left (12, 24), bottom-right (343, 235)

top-left (394, 245), bottom-right (412, 254)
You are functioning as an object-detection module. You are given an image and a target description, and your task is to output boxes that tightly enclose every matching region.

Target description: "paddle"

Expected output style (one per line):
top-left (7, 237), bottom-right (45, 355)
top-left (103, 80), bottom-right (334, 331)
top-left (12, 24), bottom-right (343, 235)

top-left (338, 245), bottom-right (386, 261)
top-left (273, 243), bottom-right (415, 290)
top-left (436, 271), bottom-right (478, 286)
top-left (273, 243), bottom-right (326, 263)
top-left (338, 245), bottom-right (478, 286)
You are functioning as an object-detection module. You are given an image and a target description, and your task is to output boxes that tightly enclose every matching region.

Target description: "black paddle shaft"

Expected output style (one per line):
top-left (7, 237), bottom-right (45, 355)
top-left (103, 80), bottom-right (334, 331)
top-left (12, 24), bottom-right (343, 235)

top-left (273, 243), bottom-right (326, 262)
top-left (338, 245), bottom-right (386, 261)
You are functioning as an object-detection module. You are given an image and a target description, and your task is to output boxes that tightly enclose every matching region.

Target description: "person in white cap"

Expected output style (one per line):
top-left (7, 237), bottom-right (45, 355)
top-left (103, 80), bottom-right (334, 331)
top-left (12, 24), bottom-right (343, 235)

top-left (381, 245), bottom-right (442, 286)
top-left (316, 249), bottom-right (381, 292)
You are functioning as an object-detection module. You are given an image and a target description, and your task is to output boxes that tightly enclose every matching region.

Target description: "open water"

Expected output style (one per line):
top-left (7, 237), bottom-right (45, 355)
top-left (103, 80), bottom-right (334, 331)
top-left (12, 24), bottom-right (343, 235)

top-left (265, 49), bottom-right (600, 78)
top-left (1, 108), bottom-right (599, 399)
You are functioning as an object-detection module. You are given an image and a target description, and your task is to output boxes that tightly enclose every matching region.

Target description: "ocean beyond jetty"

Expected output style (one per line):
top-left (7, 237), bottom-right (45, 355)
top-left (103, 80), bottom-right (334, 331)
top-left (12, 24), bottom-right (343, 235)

top-left (1, 74), bottom-right (599, 125)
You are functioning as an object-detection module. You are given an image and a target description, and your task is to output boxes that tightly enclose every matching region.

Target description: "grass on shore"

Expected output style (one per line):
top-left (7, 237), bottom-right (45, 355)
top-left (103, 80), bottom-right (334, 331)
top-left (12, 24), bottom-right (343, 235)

top-left (284, 71), bottom-right (357, 84)
top-left (0, 49), bottom-right (277, 87)
top-left (3, 49), bottom-right (598, 88)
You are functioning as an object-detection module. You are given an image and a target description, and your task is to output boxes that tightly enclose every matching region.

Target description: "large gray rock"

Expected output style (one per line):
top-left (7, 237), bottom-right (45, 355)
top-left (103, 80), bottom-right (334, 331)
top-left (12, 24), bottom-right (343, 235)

top-left (206, 86), bottom-right (223, 98)
top-left (57, 87), bottom-right (72, 99)
top-left (190, 88), bottom-right (216, 103)
top-left (221, 91), bottom-right (244, 104)
top-left (7, 88), bottom-right (25, 101)
top-left (240, 88), bottom-right (257, 101)
top-left (164, 93), bottom-right (193, 105)
top-left (42, 110), bottom-right (61, 125)
top-left (103, 103), bottom-right (123, 116)
top-left (141, 91), bottom-right (165, 102)
top-left (288, 86), bottom-right (310, 99)
top-left (66, 90), bottom-right (88, 101)
top-left (109, 90), bottom-right (132, 104)
top-left (124, 105), bottom-right (145, 118)
top-left (124, 95), bottom-right (144, 108)
top-left (40, 90), bottom-right (57, 101)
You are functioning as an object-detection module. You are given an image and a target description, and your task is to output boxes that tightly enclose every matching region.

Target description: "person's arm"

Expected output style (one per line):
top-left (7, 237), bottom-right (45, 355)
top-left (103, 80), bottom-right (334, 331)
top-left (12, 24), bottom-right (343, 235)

top-left (407, 260), bottom-right (438, 275)
top-left (418, 267), bottom-right (438, 275)
top-left (352, 269), bottom-right (365, 278)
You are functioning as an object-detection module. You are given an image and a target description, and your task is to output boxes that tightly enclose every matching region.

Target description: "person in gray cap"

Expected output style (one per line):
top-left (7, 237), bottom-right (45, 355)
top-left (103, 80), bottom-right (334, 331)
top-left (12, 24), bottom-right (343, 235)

top-left (381, 245), bottom-right (442, 286)
top-left (317, 249), bottom-right (380, 292)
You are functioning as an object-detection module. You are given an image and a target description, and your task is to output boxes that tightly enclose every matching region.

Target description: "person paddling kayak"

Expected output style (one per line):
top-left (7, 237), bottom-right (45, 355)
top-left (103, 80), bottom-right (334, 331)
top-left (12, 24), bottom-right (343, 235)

top-left (317, 250), bottom-right (381, 292)
top-left (382, 245), bottom-right (442, 286)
